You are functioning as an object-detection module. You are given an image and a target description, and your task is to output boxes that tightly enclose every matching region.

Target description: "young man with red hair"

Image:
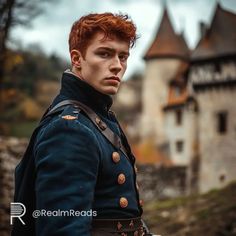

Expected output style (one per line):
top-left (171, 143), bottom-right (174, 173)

top-left (12, 13), bottom-right (154, 236)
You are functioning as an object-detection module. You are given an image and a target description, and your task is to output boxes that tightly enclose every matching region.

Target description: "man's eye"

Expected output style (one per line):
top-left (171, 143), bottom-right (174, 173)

top-left (119, 55), bottom-right (128, 62)
top-left (99, 52), bottom-right (110, 58)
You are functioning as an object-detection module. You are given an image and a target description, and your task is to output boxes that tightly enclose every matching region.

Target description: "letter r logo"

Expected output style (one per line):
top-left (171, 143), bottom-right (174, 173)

top-left (10, 202), bottom-right (26, 225)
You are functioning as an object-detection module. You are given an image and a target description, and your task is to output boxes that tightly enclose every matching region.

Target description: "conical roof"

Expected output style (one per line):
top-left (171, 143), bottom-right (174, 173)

top-left (192, 4), bottom-right (236, 61)
top-left (144, 9), bottom-right (190, 60)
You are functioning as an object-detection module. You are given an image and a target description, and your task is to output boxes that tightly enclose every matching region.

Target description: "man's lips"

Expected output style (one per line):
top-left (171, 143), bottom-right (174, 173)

top-left (105, 76), bottom-right (121, 82)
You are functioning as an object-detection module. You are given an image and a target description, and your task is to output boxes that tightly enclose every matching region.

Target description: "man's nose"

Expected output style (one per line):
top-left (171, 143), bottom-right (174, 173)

top-left (109, 56), bottom-right (122, 74)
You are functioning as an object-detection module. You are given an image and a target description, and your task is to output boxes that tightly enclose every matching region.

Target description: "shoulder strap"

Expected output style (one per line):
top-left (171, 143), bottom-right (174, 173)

top-left (46, 99), bottom-right (130, 159)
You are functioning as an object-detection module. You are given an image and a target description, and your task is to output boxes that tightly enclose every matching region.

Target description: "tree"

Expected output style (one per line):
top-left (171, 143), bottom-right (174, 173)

top-left (0, 0), bottom-right (55, 105)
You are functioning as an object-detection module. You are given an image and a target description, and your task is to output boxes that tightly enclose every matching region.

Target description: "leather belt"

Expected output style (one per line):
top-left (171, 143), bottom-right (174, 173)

top-left (46, 99), bottom-right (131, 160)
top-left (92, 217), bottom-right (145, 236)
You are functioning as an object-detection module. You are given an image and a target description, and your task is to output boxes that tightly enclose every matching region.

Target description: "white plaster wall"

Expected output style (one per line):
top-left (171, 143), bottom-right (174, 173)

top-left (164, 109), bottom-right (186, 164)
top-left (141, 59), bottom-right (182, 144)
top-left (164, 106), bottom-right (198, 166)
top-left (197, 88), bottom-right (236, 193)
top-left (116, 84), bottom-right (138, 107)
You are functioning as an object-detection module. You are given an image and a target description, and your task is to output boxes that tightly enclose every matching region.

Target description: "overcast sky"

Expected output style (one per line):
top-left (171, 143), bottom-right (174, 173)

top-left (12, 0), bottom-right (236, 79)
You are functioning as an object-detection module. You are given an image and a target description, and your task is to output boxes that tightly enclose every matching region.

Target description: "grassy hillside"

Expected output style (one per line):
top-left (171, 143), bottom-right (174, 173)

top-left (143, 181), bottom-right (236, 236)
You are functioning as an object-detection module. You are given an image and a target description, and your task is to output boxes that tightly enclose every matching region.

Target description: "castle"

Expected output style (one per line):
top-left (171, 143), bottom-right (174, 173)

top-left (116, 3), bottom-right (236, 195)
top-left (142, 3), bottom-right (236, 194)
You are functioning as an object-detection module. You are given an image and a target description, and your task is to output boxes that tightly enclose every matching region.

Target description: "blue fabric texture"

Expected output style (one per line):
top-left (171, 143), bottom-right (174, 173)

top-left (33, 72), bottom-right (142, 235)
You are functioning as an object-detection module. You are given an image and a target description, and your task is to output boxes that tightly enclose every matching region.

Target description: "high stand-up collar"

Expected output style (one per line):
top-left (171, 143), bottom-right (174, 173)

top-left (56, 70), bottom-right (113, 117)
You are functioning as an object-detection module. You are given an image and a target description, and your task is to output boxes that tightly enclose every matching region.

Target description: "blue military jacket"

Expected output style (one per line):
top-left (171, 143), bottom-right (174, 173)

top-left (31, 71), bottom-right (142, 235)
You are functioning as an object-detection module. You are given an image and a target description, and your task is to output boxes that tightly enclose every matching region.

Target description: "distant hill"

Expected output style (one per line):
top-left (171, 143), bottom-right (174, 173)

top-left (144, 181), bottom-right (236, 236)
top-left (0, 47), bottom-right (69, 136)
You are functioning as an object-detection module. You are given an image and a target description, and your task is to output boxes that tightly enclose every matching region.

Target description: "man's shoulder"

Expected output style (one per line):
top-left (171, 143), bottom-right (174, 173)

top-left (36, 105), bottom-right (97, 144)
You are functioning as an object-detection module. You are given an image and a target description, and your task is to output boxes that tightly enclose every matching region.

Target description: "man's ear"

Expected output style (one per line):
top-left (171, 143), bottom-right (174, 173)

top-left (70, 50), bottom-right (83, 69)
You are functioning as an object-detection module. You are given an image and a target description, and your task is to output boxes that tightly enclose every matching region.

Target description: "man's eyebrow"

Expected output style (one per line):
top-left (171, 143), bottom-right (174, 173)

top-left (96, 47), bottom-right (130, 56)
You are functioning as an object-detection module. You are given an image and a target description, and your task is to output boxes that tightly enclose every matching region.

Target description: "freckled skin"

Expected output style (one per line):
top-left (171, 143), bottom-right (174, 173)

top-left (71, 32), bottom-right (130, 95)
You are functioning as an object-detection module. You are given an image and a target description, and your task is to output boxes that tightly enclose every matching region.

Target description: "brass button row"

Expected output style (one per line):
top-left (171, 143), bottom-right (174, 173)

top-left (112, 152), bottom-right (129, 209)
top-left (112, 152), bottom-right (143, 210)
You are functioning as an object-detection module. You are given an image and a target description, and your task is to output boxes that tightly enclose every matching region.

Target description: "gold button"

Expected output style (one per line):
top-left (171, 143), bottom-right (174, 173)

top-left (119, 197), bottom-right (128, 208)
top-left (112, 152), bottom-right (120, 163)
top-left (118, 173), bottom-right (126, 185)
top-left (139, 199), bottom-right (144, 207)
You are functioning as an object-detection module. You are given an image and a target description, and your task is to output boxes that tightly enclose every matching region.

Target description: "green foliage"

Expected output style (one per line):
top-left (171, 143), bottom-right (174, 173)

top-left (0, 105), bottom-right (22, 121)
top-left (196, 208), bottom-right (211, 220)
top-left (10, 121), bottom-right (39, 137)
top-left (4, 47), bottom-right (69, 96)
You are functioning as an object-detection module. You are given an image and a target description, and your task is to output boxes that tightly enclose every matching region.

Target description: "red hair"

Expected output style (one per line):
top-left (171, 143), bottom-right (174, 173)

top-left (69, 13), bottom-right (138, 57)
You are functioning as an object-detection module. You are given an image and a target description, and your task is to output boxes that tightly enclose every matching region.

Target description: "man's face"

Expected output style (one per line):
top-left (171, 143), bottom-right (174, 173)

top-left (72, 32), bottom-right (130, 95)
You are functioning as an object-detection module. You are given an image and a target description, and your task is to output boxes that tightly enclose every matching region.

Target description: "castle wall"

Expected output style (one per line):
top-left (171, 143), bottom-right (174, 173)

top-left (164, 105), bottom-right (198, 166)
top-left (141, 59), bottom-right (182, 145)
top-left (196, 88), bottom-right (236, 193)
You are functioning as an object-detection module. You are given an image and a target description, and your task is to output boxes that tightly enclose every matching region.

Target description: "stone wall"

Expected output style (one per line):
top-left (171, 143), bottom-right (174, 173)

top-left (0, 136), bottom-right (27, 236)
top-left (137, 164), bottom-right (187, 201)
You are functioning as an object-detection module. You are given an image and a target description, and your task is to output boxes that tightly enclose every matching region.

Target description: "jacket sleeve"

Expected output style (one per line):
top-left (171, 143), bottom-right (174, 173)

top-left (34, 118), bottom-right (101, 236)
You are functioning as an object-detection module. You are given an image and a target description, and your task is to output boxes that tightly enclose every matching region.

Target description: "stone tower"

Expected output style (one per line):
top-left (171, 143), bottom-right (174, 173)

top-left (141, 8), bottom-right (189, 149)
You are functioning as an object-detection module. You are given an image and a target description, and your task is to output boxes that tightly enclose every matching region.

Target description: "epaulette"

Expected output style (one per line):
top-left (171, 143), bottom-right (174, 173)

top-left (59, 105), bottom-right (81, 120)
top-left (61, 115), bottom-right (77, 120)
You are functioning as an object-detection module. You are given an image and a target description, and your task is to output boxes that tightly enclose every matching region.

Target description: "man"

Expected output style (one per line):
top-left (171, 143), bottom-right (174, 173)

top-left (12, 13), bottom-right (152, 236)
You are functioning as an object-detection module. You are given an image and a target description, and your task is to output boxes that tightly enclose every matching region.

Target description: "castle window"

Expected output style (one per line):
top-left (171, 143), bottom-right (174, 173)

top-left (176, 140), bottom-right (184, 153)
top-left (174, 86), bottom-right (181, 97)
top-left (175, 109), bottom-right (182, 125)
top-left (219, 174), bottom-right (225, 183)
top-left (215, 63), bottom-right (221, 73)
top-left (217, 111), bottom-right (228, 134)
